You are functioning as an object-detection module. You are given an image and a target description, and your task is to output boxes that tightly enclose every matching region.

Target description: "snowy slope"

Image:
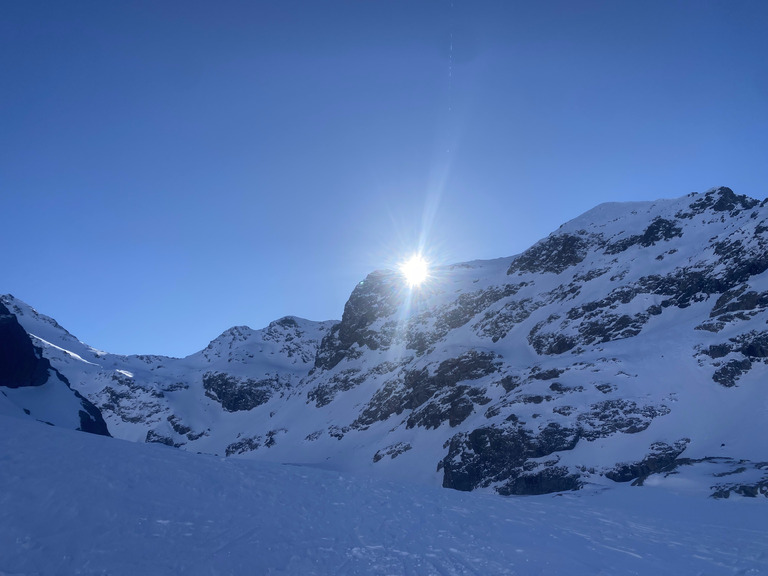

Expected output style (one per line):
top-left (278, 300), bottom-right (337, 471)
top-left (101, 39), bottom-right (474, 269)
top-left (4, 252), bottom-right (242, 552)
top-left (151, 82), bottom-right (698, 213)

top-left (1, 295), bottom-right (334, 447)
top-left (1, 414), bottom-right (767, 576)
top-left (258, 186), bottom-right (768, 495)
top-left (2, 186), bottom-right (767, 497)
top-left (0, 301), bottom-right (108, 435)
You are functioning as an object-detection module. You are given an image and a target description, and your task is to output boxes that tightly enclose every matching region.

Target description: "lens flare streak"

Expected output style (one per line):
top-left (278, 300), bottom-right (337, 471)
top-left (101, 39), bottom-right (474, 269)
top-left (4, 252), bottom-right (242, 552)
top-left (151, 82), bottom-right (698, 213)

top-left (399, 254), bottom-right (430, 288)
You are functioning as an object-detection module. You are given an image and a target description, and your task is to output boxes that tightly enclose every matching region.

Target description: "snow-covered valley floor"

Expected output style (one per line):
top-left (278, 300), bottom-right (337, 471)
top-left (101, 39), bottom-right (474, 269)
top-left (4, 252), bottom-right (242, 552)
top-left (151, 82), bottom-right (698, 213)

top-left (1, 416), bottom-right (766, 576)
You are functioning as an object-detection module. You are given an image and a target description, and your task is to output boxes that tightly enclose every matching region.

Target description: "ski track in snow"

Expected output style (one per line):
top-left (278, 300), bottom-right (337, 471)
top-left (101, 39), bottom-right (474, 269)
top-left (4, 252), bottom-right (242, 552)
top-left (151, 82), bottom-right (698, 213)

top-left (1, 416), bottom-right (767, 576)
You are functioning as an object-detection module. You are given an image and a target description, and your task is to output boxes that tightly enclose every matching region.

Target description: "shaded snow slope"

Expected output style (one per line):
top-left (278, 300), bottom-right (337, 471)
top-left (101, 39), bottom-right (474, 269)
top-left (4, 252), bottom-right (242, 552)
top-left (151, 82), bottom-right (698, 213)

top-left (1, 415), bottom-right (766, 576)
top-left (0, 302), bottom-right (109, 435)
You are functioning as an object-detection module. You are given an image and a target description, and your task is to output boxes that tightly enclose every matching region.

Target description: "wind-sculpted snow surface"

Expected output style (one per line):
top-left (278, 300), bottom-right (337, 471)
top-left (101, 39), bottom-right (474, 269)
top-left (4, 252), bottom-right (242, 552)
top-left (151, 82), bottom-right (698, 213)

top-left (1, 416), bottom-right (767, 576)
top-left (2, 186), bottom-right (768, 496)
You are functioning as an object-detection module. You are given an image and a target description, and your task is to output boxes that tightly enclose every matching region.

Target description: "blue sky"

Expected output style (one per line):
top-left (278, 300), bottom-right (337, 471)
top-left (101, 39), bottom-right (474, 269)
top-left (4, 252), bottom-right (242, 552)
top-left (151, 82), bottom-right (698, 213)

top-left (2, 0), bottom-right (767, 357)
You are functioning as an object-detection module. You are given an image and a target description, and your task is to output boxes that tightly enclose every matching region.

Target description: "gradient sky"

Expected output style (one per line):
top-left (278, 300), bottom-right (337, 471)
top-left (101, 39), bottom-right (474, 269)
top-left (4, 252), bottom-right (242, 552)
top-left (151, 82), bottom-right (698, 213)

top-left (2, 0), bottom-right (767, 357)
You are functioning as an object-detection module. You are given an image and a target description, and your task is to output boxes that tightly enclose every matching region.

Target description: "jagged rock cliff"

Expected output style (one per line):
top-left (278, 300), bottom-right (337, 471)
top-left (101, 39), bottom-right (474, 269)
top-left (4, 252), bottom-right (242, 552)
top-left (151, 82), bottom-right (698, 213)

top-left (0, 302), bottom-right (109, 435)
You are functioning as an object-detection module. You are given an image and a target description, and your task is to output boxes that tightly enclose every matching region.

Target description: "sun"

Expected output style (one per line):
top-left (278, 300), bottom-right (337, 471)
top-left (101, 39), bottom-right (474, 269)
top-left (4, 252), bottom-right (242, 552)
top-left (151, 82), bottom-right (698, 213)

top-left (399, 253), bottom-right (430, 287)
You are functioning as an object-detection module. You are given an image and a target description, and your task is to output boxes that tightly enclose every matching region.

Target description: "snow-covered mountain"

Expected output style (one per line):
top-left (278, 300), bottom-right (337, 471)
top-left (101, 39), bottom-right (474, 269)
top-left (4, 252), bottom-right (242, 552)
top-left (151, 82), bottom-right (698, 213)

top-left (2, 186), bottom-right (767, 498)
top-left (0, 301), bottom-right (109, 435)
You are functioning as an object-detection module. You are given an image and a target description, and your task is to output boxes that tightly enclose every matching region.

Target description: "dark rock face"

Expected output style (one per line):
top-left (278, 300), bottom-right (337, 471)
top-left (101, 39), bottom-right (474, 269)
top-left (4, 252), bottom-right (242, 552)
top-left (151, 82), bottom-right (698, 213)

top-left (703, 344), bottom-right (732, 359)
top-left (698, 330), bottom-right (768, 387)
top-left (435, 283), bottom-right (526, 334)
top-left (226, 435), bottom-right (262, 456)
top-left (224, 428), bottom-right (288, 455)
top-left (0, 303), bottom-right (110, 436)
top-left (373, 442), bottom-right (412, 463)
top-left (202, 372), bottom-right (283, 412)
top-left (711, 287), bottom-right (768, 318)
top-left (529, 333), bottom-right (577, 355)
top-left (406, 385), bottom-right (489, 430)
top-left (441, 426), bottom-right (530, 492)
top-left (307, 368), bottom-right (366, 407)
top-left (95, 374), bottom-right (166, 425)
top-left (711, 239), bottom-right (768, 287)
top-left (167, 414), bottom-right (206, 441)
top-left (440, 395), bottom-right (673, 494)
top-left (530, 368), bottom-right (565, 381)
top-left (685, 186), bottom-right (759, 215)
top-left (527, 317), bottom-right (577, 355)
top-left (356, 351), bottom-right (500, 429)
top-left (314, 272), bottom-right (402, 371)
top-left (507, 233), bottom-right (590, 275)
top-left (404, 283), bottom-right (529, 353)
top-left (441, 422), bottom-right (581, 494)
top-left (606, 439), bottom-right (690, 483)
top-left (605, 217), bottom-right (683, 254)
top-left (638, 269), bottom-right (725, 309)
top-left (578, 400), bottom-right (671, 440)
top-left (712, 475), bottom-right (768, 499)
top-left (67, 377), bottom-right (110, 436)
top-left (312, 323), bottom-right (347, 372)
top-left (712, 359), bottom-right (753, 387)
top-left (145, 429), bottom-right (182, 447)
top-left (500, 467), bottom-right (581, 496)
top-left (263, 317), bottom-right (319, 363)
top-left (474, 296), bottom-right (540, 342)
top-left (637, 217), bottom-right (684, 245)
top-left (526, 284), bottom-right (656, 355)
top-left (739, 332), bottom-right (768, 358)
top-left (314, 278), bottom-right (530, 369)
top-left (526, 244), bottom-right (768, 357)
top-left (0, 303), bottom-right (51, 388)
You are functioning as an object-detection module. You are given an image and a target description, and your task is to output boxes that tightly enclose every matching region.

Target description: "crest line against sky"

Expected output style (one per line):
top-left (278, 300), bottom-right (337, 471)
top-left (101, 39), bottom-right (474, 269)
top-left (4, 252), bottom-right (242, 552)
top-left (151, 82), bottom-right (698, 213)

top-left (2, 0), bottom-right (767, 356)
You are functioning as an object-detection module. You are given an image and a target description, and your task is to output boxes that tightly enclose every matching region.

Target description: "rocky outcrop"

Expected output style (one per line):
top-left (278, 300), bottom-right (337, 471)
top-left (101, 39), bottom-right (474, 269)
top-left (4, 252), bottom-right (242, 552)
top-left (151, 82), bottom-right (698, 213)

top-left (604, 217), bottom-right (683, 254)
top-left (577, 400), bottom-right (671, 441)
top-left (354, 351), bottom-right (499, 429)
top-left (0, 302), bottom-right (109, 436)
top-left (606, 439), bottom-right (690, 484)
top-left (507, 233), bottom-right (591, 275)
top-left (373, 442), bottom-right (412, 463)
top-left (440, 422), bottom-right (581, 495)
top-left (203, 372), bottom-right (285, 412)
top-left (0, 302), bottom-right (51, 389)
top-left (313, 272), bottom-right (402, 371)
top-left (680, 186), bottom-right (759, 216)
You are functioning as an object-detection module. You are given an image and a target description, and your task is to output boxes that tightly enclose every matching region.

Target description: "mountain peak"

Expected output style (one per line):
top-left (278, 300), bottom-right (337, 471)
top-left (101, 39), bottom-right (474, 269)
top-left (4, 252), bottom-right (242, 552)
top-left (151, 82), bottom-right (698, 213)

top-left (3, 187), bottom-right (767, 497)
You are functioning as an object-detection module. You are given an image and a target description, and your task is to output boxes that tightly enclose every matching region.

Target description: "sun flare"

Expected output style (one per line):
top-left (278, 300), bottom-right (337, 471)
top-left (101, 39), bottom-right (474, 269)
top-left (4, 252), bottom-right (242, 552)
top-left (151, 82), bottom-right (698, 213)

top-left (399, 254), bottom-right (430, 287)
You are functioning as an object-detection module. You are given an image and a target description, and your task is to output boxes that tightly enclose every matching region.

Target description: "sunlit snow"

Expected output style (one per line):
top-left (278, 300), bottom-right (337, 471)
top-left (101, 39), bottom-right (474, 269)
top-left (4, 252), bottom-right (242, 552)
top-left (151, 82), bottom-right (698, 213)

top-left (29, 334), bottom-right (101, 366)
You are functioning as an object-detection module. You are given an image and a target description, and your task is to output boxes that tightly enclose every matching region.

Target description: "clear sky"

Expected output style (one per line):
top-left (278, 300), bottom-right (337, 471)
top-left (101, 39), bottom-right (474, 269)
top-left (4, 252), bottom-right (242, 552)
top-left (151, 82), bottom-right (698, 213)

top-left (2, 1), bottom-right (767, 357)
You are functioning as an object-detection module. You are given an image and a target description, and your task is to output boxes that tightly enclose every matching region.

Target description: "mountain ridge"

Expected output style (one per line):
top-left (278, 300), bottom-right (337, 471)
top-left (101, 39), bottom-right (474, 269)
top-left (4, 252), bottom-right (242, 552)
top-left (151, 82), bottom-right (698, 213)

top-left (2, 186), bottom-right (767, 497)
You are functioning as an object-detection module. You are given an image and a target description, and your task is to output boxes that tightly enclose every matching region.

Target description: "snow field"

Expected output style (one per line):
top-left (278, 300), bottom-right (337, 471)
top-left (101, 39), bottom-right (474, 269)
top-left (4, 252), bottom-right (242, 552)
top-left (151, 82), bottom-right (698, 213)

top-left (1, 415), bottom-right (766, 576)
